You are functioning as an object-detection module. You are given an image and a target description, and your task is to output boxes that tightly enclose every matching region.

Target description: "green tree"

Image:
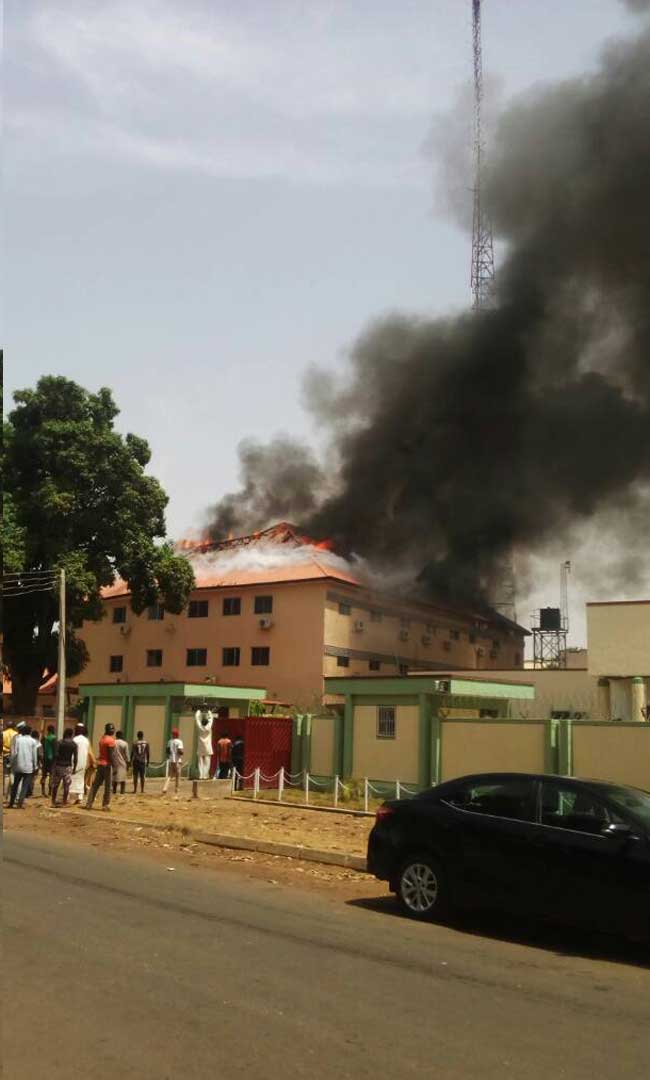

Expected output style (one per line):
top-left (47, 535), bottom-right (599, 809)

top-left (3, 376), bottom-right (195, 714)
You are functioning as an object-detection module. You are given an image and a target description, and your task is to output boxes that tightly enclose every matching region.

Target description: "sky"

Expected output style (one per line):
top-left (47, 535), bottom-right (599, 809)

top-left (5, 0), bottom-right (645, 647)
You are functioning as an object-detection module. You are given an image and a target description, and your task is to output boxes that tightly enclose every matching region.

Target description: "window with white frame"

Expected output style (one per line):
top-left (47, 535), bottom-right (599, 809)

top-left (377, 705), bottom-right (396, 739)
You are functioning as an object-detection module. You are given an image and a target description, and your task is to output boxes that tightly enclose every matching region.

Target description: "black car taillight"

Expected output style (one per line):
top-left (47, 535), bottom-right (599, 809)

top-left (375, 805), bottom-right (395, 823)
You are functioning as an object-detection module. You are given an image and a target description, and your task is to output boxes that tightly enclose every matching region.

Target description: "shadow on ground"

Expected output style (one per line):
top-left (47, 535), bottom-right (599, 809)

top-left (346, 894), bottom-right (650, 970)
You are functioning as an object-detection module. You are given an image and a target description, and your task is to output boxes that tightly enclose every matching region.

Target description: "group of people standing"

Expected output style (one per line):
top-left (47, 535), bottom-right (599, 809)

top-left (3, 720), bottom-right (94, 808)
top-left (3, 711), bottom-right (245, 810)
top-left (3, 719), bottom-right (152, 811)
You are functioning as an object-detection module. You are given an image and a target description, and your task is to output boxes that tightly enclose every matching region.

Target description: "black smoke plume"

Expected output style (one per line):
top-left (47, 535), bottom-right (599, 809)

top-left (208, 21), bottom-right (650, 607)
top-left (207, 435), bottom-right (324, 540)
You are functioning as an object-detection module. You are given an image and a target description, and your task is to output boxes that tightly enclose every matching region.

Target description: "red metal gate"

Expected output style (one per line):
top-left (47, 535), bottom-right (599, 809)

top-left (211, 714), bottom-right (293, 786)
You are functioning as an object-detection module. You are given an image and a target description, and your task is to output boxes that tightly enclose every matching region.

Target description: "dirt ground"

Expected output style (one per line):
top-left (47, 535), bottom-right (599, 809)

top-left (67, 786), bottom-right (373, 854)
top-left (3, 792), bottom-right (385, 902)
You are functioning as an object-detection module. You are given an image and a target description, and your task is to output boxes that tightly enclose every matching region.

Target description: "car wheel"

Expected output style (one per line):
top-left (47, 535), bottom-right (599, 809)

top-left (397, 855), bottom-right (448, 920)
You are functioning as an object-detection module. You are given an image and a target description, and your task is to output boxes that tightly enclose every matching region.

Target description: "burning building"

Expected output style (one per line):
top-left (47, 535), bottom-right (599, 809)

top-left (77, 523), bottom-right (527, 709)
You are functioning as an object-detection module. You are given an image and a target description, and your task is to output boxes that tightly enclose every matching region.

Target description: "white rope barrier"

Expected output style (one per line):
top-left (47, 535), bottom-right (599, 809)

top-left (229, 765), bottom-right (421, 809)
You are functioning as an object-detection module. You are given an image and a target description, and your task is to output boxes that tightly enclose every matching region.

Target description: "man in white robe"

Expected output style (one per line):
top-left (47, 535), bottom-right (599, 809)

top-left (195, 708), bottom-right (214, 780)
top-left (70, 723), bottom-right (94, 805)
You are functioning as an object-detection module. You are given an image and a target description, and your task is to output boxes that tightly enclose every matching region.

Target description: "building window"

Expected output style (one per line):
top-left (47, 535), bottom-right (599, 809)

top-left (222, 647), bottom-right (240, 667)
top-left (109, 655), bottom-right (123, 673)
top-left (370, 610), bottom-right (382, 622)
top-left (251, 646), bottom-right (270, 666)
top-left (450, 629), bottom-right (461, 641)
top-left (338, 602), bottom-right (351, 616)
top-left (377, 705), bottom-right (396, 739)
top-left (147, 603), bottom-right (165, 620)
top-left (146, 649), bottom-right (163, 667)
top-left (399, 663), bottom-right (409, 676)
top-left (223, 597), bottom-right (241, 616)
top-left (187, 648), bottom-right (207, 667)
top-left (369, 659), bottom-right (381, 672)
top-left (189, 599), bottom-right (209, 618)
top-left (254, 595), bottom-right (273, 615)
top-left (336, 655), bottom-right (350, 668)
top-left (113, 606), bottom-right (127, 624)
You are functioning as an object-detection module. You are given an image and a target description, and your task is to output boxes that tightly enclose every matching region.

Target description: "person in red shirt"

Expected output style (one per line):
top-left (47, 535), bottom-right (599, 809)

top-left (216, 732), bottom-right (233, 779)
top-left (85, 722), bottom-right (117, 811)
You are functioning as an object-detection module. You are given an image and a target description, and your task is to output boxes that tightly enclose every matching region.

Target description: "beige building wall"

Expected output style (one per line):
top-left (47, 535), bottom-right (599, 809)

top-left (440, 721), bottom-right (546, 781)
top-left (572, 724), bottom-right (650, 790)
top-left (587, 602), bottom-right (650, 677)
top-left (310, 714), bottom-right (335, 775)
top-left (79, 580), bottom-right (328, 708)
top-left (92, 703), bottom-right (123, 747)
top-left (352, 704), bottom-right (419, 783)
top-left (324, 588), bottom-right (524, 675)
top-left (133, 703), bottom-right (166, 763)
top-left (79, 577), bottom-right (526, 714)
top-left (481, 668), bottom-right (599, 718)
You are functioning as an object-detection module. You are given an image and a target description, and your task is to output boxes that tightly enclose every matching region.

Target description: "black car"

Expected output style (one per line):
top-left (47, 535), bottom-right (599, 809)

top-left (367, 772), bottom-right (650, 941)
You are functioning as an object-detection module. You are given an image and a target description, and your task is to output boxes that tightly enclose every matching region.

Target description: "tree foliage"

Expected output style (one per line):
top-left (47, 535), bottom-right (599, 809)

top-left (3, 376), bottom-right (195, 713)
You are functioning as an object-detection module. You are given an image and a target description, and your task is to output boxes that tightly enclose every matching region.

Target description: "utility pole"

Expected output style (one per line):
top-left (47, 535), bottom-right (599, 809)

top-left (56, 568), bottom-right (66, 739)
top-left (471, 0), bottom-right (495, 310)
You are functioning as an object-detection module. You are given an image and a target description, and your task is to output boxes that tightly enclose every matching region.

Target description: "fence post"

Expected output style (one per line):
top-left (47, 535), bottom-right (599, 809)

top-left (333, 775), bottom-right (339, 808)
top-left (396, 779), bottom-right (401, 800)
top-left (364, 777), bottom-right (369, 813)
top-left (305, 771), bottom-right (310, 805)
top-left (253, 767), bottom-right (260, 799)
top-left (278, 766), bottom-right (285, 802)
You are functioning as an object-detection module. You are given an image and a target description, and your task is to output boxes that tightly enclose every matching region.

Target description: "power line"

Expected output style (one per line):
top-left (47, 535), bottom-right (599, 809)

top-left (2, 584), bottom-right (58, 598)
top-left (3, 570), bottom-right (58, 579)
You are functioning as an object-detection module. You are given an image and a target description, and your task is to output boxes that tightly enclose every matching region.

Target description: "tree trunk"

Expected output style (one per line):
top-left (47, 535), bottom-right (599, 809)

top-left (10, 672), bottom-right (44, 718)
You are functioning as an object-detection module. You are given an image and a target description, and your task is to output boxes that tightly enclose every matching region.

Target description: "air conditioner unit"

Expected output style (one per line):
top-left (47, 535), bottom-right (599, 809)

top-left (421, 634), bottom-right (432, 645)
top-left (259, 617), bottom-right (274, 630)
top-left (399, 629), bottom-right (409, 641)
top-left (119, 625), bottom-right (131, 636)
top-left (353, 619), bottom-right (365, 632)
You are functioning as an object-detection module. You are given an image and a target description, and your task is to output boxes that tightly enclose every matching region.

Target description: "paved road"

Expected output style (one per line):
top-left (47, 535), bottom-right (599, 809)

top-left (4, 832), bottom-right (649, 1079)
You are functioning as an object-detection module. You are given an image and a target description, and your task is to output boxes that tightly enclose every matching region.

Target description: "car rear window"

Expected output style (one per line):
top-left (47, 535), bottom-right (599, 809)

top-left (442, 779), bottom-right (535, 822)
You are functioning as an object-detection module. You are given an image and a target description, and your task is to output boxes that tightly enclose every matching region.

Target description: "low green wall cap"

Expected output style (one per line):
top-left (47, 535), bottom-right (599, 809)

top-left (325, 674), bottom-right (535, 701)
top-left (79, 681), bottom-right (267, 701)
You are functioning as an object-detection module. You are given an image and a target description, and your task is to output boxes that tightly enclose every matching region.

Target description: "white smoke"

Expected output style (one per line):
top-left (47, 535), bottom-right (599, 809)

top-left (186, 540), bottom-right (362, 582)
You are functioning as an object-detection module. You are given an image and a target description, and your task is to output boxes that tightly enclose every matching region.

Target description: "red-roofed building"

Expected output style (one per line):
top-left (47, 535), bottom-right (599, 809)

top-left (77, 524), bottom-right (527, 710)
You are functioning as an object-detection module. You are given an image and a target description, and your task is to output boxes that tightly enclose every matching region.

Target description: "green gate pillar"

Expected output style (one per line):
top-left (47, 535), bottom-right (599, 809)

top-left (291, 714), bottom-right (303, 775)
top-left (87, 697), bottom-right (96, 743)
top-left (418, 695), bottom-right (433, 790)
top-left (342, 696), bottom-right (354, 779)
top-left (544, 718), bottom-right (560, 774)
top-left (557, 719), bottom-right (573, 776)
top-left (430, 707), bottom-right (442, 786)
top-left (332, 709), bottom-right (344, 776)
